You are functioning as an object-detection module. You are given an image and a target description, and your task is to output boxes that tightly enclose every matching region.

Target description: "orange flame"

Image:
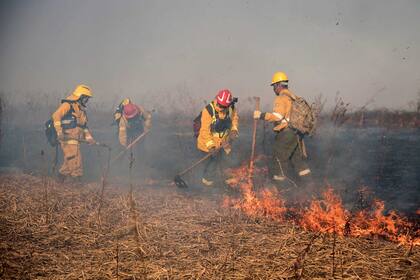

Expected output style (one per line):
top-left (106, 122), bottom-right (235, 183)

top-left (300, 188), bottom-right (348, 233)
top-left (224, 164), bottom-right (286, 221)
top-left (224, 162), bottom-right (420, 246)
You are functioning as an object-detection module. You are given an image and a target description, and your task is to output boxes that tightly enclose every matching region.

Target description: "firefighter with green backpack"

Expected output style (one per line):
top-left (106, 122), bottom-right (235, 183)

top-left (195, 89), bottom-right (239, 186)
top-left (254, 72), bottom-right (314, 183)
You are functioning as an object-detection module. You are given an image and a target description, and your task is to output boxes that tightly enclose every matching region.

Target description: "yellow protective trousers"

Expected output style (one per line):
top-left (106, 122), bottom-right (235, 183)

top-left (59, 140), bottom-right (83, 177)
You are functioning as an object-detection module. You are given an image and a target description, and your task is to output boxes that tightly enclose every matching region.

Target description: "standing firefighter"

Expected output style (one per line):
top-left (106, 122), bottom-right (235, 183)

top-left (254, 72), bottom-right (312, 182)
top-left (52, 84), bottom-right (96, 182)
top-left (114, 99), bottom-right (151, 147)
top-left (196, 89), bottom-right (239, 186)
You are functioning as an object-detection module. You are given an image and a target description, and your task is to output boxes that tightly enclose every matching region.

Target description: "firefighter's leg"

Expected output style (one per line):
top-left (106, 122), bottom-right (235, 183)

top-left (59, 141), bottom-right (83, 178)
top-left (202, 152), bottom-right (219, 186)
top-left (59, 142), bottom-right (72, 176)
top-left (291, 138), bottom-right (311, 178)
top-left (272, 129), bottom-right (298, 182)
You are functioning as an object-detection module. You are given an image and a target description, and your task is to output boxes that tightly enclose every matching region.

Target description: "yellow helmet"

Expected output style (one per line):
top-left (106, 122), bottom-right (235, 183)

top-left (121, 98), bottom-right (131, 106)
top-left (271, 72), bottom-right (288, 85)
top-left (72, 84), bottom-right (93, 98)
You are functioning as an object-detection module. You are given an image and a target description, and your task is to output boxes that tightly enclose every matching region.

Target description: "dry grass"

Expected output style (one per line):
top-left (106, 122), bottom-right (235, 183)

top-left (0, 173), bottom-right (419, 279)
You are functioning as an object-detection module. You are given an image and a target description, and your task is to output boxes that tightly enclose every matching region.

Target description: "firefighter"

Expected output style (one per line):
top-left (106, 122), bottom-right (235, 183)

top-left (253, 72), bottom-right (311, 182)
top-left (114, 99), bottom-right (152, 147)
top-left (197, 89), bottom-right (239, 186)
top-left (52, 84), bottom-right (96, 182)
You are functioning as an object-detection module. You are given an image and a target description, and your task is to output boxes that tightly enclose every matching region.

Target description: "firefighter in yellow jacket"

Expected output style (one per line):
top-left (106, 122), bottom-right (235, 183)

top-left (253, 72), bottom-right (311, 182)
top-left (113, 99), bottom-right (152, 147)
top-left (197, 89), bottom-right (239, 186)
top-left (52, 84), bottom-right (96, 181)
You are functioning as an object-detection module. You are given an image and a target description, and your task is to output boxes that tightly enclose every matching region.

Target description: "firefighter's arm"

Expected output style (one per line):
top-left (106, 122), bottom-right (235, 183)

top-left (118, 118), bottom-right (128, 147)
top-left (254, 97), bottom-right (289, 123)
top-left (138, 105), bottom-right (152, 131)
top-left (199, 108), bottom-right (216, 150)
top-left (83, 127), bottom-right (95, 144)
top-left (114, 111), bottom-right (122, 121)
top-left (52, 102), bottom-right (71, 138)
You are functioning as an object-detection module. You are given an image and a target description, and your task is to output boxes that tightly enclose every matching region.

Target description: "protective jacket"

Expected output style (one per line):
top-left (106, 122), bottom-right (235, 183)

top-left (52, 92), bottom-right (93, 177)
top-left (118, 105), bottom-right (151, 147)
top-left (261, 88), bottom-right (294, 132)
top-left (52, 95), bottom-right (93, 144)
top-left (197, 101), bottom-right (239, 153)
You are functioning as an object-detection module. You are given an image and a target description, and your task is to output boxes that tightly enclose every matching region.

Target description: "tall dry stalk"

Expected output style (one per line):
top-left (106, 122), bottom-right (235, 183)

top-left (324, 94), bottom-right (350, 180)
top-left (97, 146), bottom-right (111, 227)
top-left (293, 232), bottom-right (322, 279)
top-left (116, 242), bottom-right (120, 280)
top-left (41, 149), bottom-right (49, 224)
top-left (128, 148), bottom-right (147, 256)
top-left (332, 228), bottom-right (337, 278)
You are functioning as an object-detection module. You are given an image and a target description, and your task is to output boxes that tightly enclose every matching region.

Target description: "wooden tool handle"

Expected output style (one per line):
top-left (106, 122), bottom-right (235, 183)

top-left (249, 97), bottom-right (260, 178)
top-left (110, 130), bottom-right (150, 164)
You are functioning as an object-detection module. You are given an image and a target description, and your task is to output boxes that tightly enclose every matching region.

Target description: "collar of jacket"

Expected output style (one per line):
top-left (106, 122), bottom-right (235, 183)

top-left (280, 89), bottom-right (297, 100)
top-left (211, 101), bottom-right (231, 115)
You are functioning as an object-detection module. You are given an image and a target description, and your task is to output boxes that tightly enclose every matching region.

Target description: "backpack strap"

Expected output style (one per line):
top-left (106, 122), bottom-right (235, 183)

top-left (206, 103), bottom-right (216, 119)
top-left (61, 99), bottom-right (77, 104)
top-left (60, 99), bottom-right (76, 114)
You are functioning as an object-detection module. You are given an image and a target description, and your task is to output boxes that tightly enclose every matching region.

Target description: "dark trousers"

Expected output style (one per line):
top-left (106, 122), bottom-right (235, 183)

top-left (272, 128), bottom-right (309, 178)
top-left (202, 149), bottom-right (229, 181)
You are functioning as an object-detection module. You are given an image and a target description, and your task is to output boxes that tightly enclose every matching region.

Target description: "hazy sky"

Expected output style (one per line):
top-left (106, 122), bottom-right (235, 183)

top-left (1, 0), bottom-right (419, 109)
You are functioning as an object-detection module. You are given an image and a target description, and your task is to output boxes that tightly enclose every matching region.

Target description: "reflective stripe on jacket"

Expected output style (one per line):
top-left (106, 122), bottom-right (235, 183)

top-left (197, 101), bottom-right (239, 153)
top-left (52, 100), bottom-right (93, 143)
top-left (263, 89), bottom-right (293, 132)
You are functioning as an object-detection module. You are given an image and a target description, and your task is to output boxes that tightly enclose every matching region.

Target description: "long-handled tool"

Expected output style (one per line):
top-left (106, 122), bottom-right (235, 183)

top-left (249, 97), bottom-right (260, 182)
top-left (174, 152), bottom-right (214, 188)
top-left (110, 130), bottom-right (150, 164)
top-left (62, 137), bottom-right (111, 149)
top-left (173, 137), bottom-right (233, 188)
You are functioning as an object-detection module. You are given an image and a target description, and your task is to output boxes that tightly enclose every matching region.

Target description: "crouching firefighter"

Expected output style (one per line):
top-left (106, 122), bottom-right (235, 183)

top-left (254, 72), bottom-right (311, 183)
top-left (196, 89), bottom-right (239, 186)
top-left (113, 98), bottom-right (152, 147)
top-left (52, 84), bottom-right (96, 182)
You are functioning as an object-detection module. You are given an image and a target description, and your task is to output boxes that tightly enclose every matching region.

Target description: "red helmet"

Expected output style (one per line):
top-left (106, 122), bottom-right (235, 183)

top-left (216, 89), bottom-right (233, 107)
top-left (123, 103), bottom-right (139, 119)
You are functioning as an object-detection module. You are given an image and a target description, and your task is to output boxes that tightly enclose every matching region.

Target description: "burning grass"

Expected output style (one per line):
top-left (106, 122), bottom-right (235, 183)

top-left (0, 173), bottom-right (419, 279)
top-left (224, 162), bottom-right (420, 247)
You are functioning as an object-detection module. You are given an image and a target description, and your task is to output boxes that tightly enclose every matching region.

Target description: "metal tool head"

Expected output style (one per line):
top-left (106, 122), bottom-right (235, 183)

top-left (174, 175), bottom-right (189, 188)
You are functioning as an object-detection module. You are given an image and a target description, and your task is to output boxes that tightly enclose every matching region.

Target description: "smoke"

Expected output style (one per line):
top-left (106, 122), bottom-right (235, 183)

top-left (0, 1), bottom-right (419, 217)
top-left (0, 0), bottom-right (419, 109)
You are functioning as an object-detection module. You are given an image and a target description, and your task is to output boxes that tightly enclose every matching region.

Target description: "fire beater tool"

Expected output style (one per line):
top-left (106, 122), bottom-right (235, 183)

top-left (174, 138), bottom-right (233, 188)
top-left (62, 137), bottom-right (111, 150)
top-left (110, 130), bottom-right (150, 164)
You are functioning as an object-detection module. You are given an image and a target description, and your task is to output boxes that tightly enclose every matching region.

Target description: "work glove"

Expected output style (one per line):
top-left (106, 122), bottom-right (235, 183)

top-left (209, 147), bottom-right (217, 155)
top-left (230, 130), bottom-right (239, 139)
top-left (86, 137), bottom-right (96, 145)
top-left (57, 132), bottom-right (64, 142)
top-left (253, 110), bottom-right (262, 120)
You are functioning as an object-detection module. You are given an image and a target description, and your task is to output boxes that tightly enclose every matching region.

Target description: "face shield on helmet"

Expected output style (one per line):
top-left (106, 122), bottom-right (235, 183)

top-left (79, 95), bottom-right (90, 107)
